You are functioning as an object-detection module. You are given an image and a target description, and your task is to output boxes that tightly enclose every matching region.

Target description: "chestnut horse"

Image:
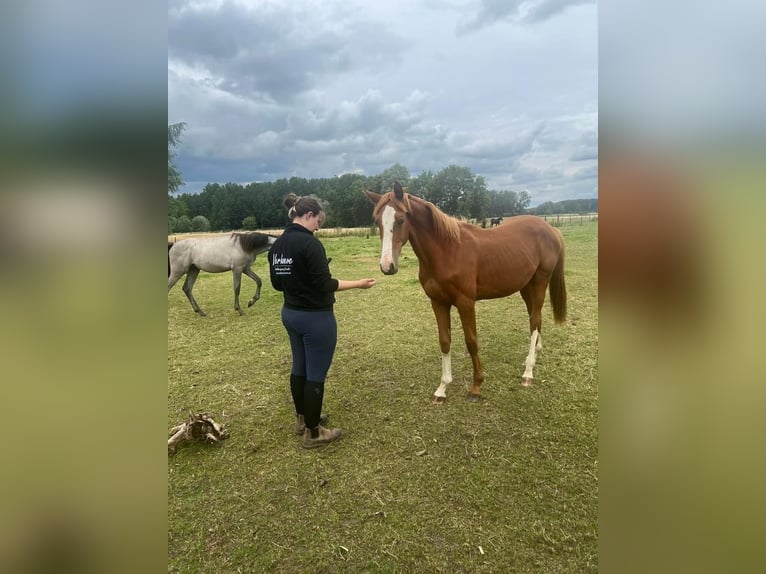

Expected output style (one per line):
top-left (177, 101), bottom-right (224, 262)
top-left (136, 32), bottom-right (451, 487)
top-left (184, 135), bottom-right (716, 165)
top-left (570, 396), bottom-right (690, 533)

top-left (365, 182), bottom-right (567, 403)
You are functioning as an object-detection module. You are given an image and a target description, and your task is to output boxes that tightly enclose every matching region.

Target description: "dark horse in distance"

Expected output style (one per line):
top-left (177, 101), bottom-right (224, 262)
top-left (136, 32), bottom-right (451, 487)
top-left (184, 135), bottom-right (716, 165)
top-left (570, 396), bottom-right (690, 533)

top-left (365, 182), bottom-right (566, 403)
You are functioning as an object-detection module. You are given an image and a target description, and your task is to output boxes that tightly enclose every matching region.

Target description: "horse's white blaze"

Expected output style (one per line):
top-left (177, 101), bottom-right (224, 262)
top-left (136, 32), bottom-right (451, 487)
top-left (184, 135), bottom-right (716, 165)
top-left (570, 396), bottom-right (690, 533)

top-left (433, 352), bottom-right (453, 398)
top-left (379, 205), bottom-right (396, 273)
top-left (522, 329), bottom-right (540, 385)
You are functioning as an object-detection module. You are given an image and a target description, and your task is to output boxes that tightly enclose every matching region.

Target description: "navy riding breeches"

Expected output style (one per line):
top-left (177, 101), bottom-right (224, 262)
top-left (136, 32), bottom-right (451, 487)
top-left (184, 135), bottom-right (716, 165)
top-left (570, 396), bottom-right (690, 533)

top-left (280, 307), bottom-right (337, 383)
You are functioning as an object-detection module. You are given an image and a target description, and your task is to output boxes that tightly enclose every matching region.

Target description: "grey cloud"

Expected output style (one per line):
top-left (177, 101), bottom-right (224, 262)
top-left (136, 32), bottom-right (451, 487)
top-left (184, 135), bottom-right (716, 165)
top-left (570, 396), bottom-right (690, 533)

top-left (569, 146), bottom-right (598, 162)
top-left (459, 0), bottom-right (525, 32)
top-left (508, 162), bottom-right (596, 203)
top-left (169, 1), bottom-right (404, 101)
top-left (528, 112), bottom-right (596, 166)
top-left (525, 0), bottom-right (594, 24)
top-left (571, 163), bottom-right (598, 181)
top-left (512, 164), bottom-right (565, 186)
top-left (169, 0), bottom-right (597, 204)
top-left (286, 90), bottom-right (430, 142)
top-left (458, 0), bottom-right (595, 33)
top-left (447, 122), bottom-right (543, 160)
top-left (569, 129), bottom-right (598, 161)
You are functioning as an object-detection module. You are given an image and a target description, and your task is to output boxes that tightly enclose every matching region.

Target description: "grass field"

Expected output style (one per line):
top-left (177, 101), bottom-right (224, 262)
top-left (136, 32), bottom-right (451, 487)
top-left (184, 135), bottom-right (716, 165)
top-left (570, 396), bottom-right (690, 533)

top-left (168, 220), bottom-right (598, 573)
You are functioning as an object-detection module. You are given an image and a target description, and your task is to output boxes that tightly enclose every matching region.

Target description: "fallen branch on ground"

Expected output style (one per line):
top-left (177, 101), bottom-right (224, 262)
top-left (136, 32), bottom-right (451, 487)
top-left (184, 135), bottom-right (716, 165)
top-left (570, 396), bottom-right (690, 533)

top-left (168, 412), bottom-right (229, 455)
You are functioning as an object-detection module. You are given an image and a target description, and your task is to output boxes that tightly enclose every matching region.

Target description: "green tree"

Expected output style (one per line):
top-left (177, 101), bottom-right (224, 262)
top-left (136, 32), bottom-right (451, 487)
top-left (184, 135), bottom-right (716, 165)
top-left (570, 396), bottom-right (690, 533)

top-left (351, 178), bottom-right (377, 226)
top-left (490, 189), bottom-right (532, 216)
top-left (408, 170), bottom-right (434, 199)
top-left (175, 215), bottom-right (192, 233)
top-left (378, 164), bottom-right (411, 193)
top-left (242, 215), bottom-right (258, 230)
top-left (253, 182), bottom-right (288, 228)
top-left (516, 190), bottom-right (531, 213)
top-left (429, 165), bottom-right (484, 217)
top-left (168, 122), bottom-right (186, 194)
top-left (168, 194), bottom-right (188, 220)
top-left (191, 215), bottom-right (211, 232)
top-left (465, 174), bottom-right (490, 220)
top-left (210, 183), bottom-right (247, 231)
top-left (535, 201), bottom-right (556, 215)
top-left (168, 215), bottom-right (177, 234)
top-left (325, 173), bottom-right (368, 227)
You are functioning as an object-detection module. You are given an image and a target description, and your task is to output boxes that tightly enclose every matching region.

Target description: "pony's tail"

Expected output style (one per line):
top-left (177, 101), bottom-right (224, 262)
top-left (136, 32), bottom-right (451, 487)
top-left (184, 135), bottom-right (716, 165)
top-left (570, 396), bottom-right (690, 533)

top-left (168, 242), bottom-right (173, 278)
top-left (549, 239), bottom-right (567, 324)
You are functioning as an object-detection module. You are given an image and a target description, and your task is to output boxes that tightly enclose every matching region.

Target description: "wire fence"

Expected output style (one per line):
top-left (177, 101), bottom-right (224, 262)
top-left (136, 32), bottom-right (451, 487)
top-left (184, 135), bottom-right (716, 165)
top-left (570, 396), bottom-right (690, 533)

top-left (169, 213), bottom-right (599, 242)
top-left (538, 213), bottom-right (599, 227)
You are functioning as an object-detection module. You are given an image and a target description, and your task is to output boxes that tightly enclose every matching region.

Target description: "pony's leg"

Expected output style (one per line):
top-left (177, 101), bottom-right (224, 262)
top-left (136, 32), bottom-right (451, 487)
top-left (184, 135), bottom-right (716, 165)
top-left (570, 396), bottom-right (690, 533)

top-left (182, 266), bottom-right (206, 316)
top-left (430, 300), bottom-right (453, 405)
top-left (232, 270), bottom-right (244, 315)
top-left (243, 266), bottom-right (263, 307)
top-left (168, 270), bottom-right (184, 291)
top-left (168, 250), bottom-right (185, 292)
top-left (456, 301), bottom-right (484, 401)
top-left (520, 281), bottom-right (547, 386)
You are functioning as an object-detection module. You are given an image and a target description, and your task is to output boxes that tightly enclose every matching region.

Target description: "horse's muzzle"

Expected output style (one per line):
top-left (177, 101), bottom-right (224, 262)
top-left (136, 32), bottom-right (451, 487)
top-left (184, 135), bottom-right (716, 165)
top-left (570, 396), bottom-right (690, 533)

top-left (380, 264), bottom-right (398, 275)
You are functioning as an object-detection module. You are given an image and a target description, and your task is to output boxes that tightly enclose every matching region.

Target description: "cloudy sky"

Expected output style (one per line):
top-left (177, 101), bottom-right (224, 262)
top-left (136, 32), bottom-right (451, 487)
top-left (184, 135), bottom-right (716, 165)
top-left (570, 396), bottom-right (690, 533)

top-left (168, 0), bottom-right (597, 205)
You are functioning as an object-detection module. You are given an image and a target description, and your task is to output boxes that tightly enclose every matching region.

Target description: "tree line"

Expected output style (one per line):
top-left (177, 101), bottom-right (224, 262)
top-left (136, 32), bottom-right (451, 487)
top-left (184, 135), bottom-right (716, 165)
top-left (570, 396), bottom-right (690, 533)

top-left (529, 198), bottom-right (598, 216)
top-left (168, 163), bottom-right (538, 233)
top-left (168, 124), bottom-right (596, 234)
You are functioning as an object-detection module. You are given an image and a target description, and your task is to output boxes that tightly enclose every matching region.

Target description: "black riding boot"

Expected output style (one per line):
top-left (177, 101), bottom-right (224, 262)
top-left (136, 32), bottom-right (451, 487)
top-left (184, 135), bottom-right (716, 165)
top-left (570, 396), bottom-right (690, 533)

top-left (289, 374), bottom-right (306, 415)
top-left (303, 380), bottom-right (325, 434)
top-left (302, 380), bottom-right (342, 448)
top-left (292, 375), bottom-right (328, 434)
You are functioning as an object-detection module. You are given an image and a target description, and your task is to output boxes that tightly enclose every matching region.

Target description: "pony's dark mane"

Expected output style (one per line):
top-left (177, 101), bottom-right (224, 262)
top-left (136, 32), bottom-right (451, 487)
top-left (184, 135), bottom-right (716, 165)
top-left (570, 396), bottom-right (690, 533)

top-left (233, 232), bottom-right (271, 253)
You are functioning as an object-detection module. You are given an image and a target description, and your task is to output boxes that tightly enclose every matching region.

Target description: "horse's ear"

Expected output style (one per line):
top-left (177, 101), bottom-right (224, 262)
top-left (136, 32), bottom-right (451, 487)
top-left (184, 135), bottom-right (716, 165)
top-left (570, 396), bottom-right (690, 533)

top-left (393, 181), bottom-right (404, 199)
top-left (364, 190), bottom-right (382, 204)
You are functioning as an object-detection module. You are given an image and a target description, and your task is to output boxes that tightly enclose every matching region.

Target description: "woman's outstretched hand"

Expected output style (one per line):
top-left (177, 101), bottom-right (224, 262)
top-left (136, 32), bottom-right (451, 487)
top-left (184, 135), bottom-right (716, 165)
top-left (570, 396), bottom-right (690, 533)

top-left (337, 278), bottom-right (377, 291)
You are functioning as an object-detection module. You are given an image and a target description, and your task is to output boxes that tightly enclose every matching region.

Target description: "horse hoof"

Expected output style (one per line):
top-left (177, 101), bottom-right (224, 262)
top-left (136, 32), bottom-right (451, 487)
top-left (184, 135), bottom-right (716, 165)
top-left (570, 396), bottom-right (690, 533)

top-left (467, 393), bottom-right (481, 403)
top-left (197, 311), bottom-right (207, 317)
top-left (521, 377), bottom-right (533, 387)
top-left (431, 395), bottom-right (446, 406)
top-left (247, 299), bottom-right (257, 307)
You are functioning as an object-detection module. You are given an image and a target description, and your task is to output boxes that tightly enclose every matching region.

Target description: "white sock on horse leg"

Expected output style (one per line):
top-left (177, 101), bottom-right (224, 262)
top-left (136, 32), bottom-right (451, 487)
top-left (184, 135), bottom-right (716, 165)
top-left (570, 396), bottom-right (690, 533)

top-left (522, 329), bottom-right (539, 384)
top-left (434, 352), bottom-right (453, 398)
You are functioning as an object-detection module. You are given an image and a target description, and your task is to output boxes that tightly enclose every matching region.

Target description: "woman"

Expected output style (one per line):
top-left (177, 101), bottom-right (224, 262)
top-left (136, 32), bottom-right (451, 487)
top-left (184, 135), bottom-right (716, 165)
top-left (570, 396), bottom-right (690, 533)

top-left (269, 194), bottom-right (376, 448)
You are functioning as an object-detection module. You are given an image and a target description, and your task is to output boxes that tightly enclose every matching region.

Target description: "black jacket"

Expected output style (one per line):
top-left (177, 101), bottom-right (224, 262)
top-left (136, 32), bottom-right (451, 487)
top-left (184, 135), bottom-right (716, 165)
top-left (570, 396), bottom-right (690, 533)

top-left (269, 223), bottom-right (339, 311)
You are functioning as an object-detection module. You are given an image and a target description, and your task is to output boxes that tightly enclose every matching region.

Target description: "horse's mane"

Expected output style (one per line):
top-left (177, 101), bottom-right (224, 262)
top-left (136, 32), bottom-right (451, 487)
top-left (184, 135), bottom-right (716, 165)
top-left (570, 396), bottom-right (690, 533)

top-left (233, 232), bottom-right (270, 253)
top-left (402, 193), bottom-right (461, 243)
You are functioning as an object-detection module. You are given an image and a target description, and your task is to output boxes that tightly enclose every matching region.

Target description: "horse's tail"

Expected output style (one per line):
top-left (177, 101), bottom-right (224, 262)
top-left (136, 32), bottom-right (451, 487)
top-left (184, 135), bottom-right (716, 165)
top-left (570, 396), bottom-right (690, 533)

top-left (168, 242), bottom-right (174, 278)
top-left (549, 235), bottom-right (567, 324)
